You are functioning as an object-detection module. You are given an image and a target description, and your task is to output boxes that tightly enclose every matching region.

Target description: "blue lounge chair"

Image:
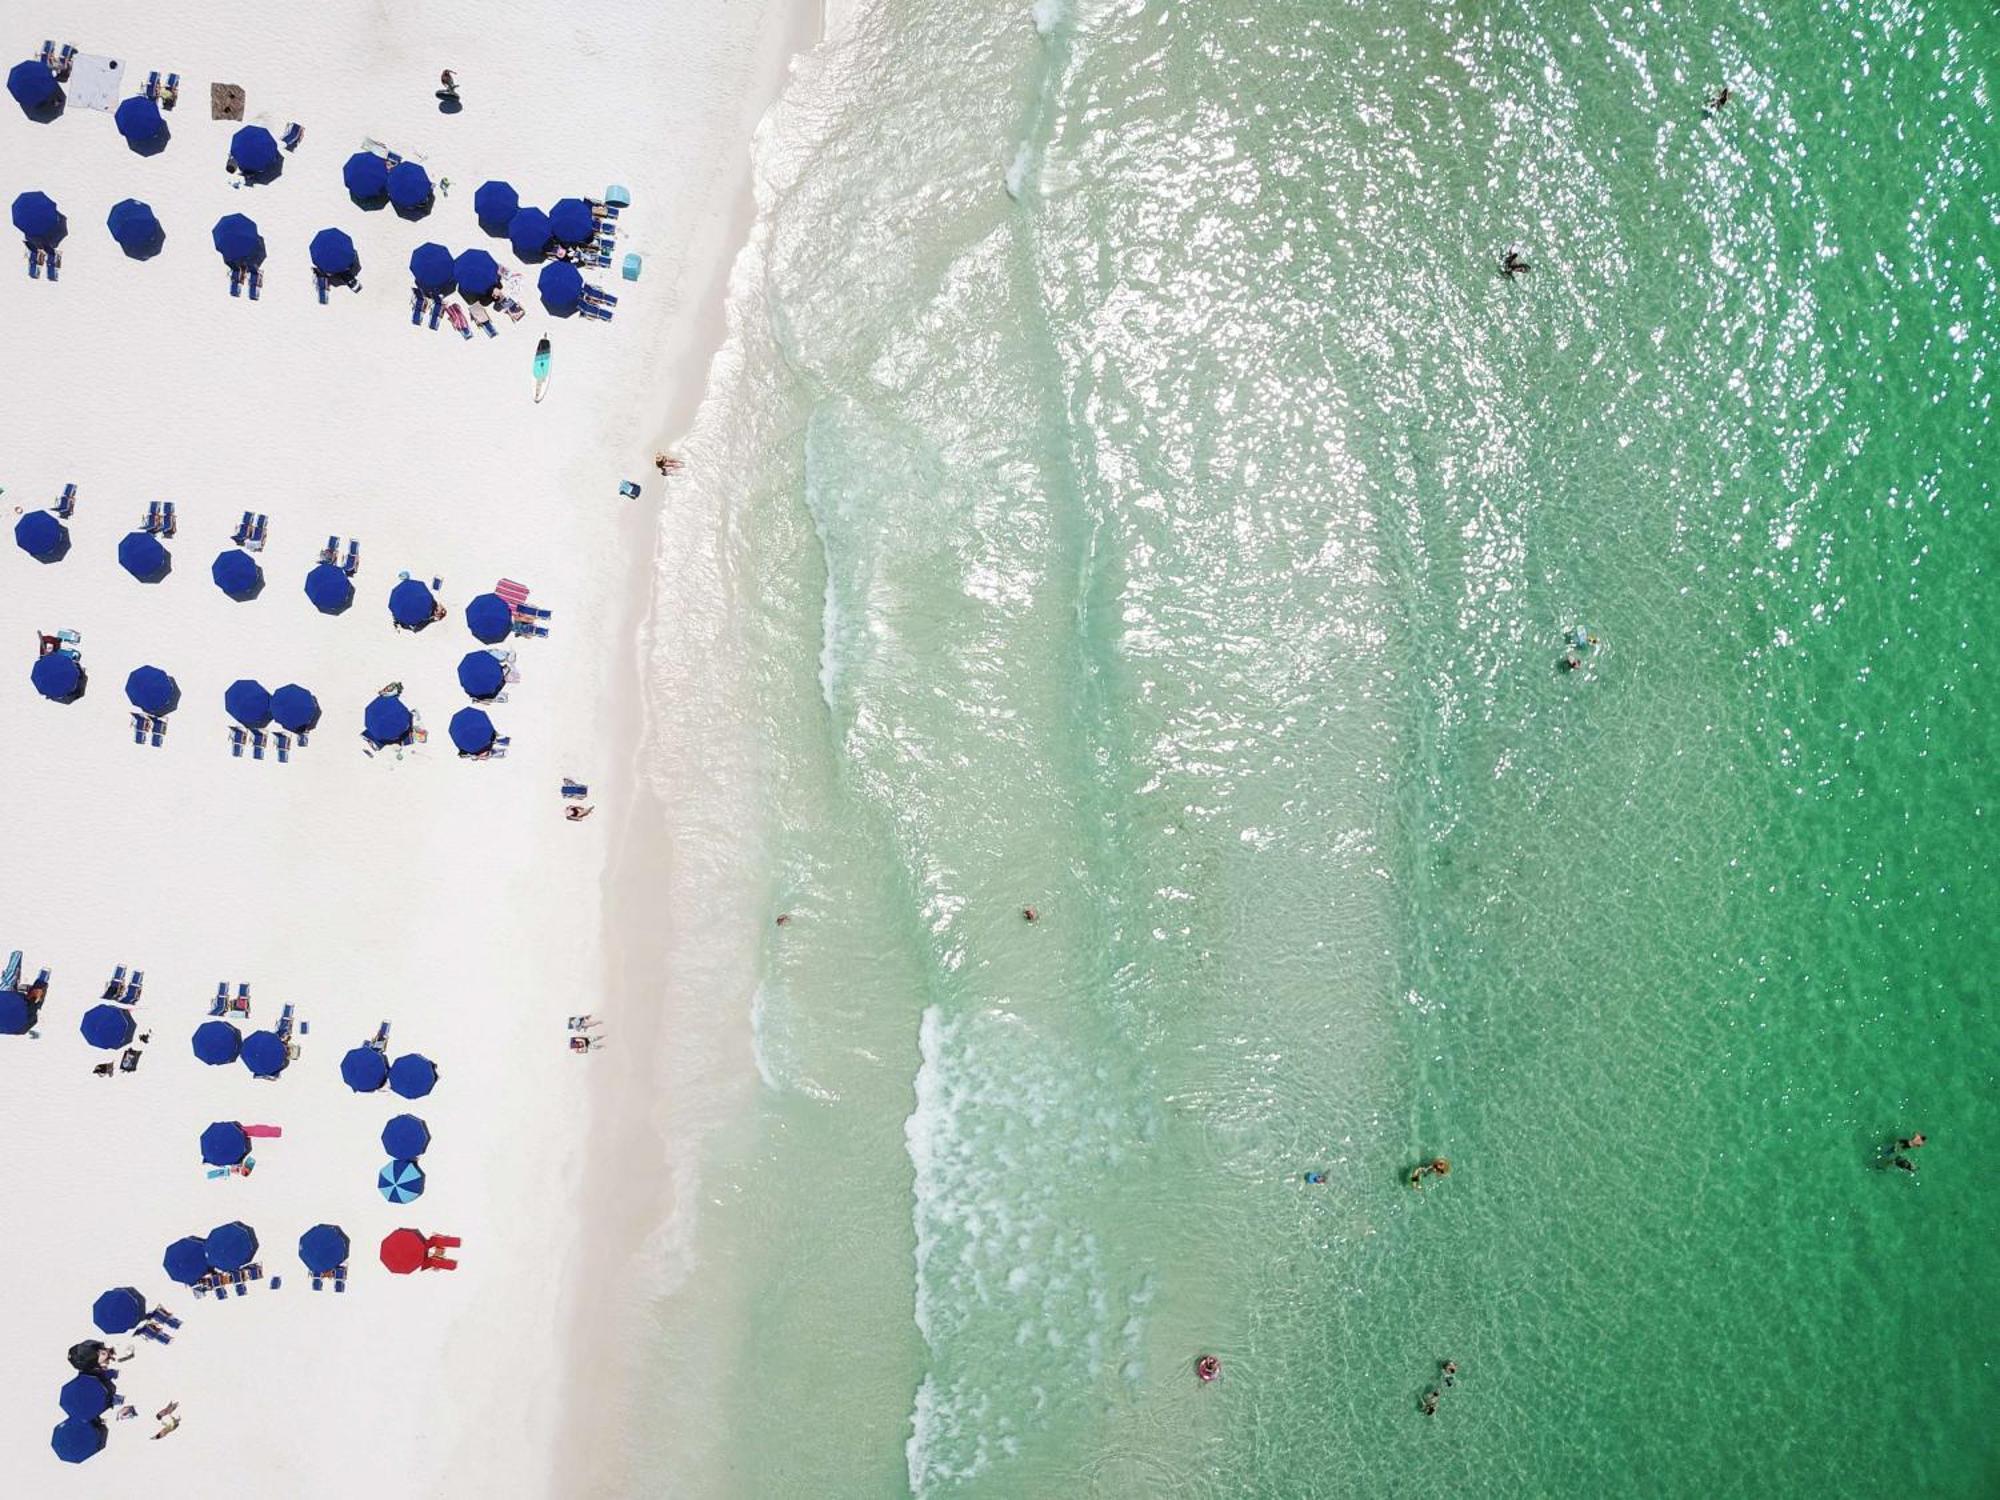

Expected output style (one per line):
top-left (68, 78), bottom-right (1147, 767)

top-left (151, 717), bottom-right (165, 747)
top-left (27, 248), bottom-right (41, 280)
top-left (233, 1281), bottom-right (247, 1298)
top-left (144, 501), bottom-right (162, 533)
top-left (583, 287), bottom-right (619, 306)
top-left (335, 1274), bottom-right (347, 1293)
top-left (248, 267), bottom-right (262, 300)
top-left (343, 539), bottom-right (360, 576)
top-left (126, 969), bottom-right (143, 1002)
top-left (428, 295), bottom-right (444, 330)
top-left (322, 534), bottom-right (339, 564)
top-left (277, 1003), bottom-right (294, 1040)
top-left (230, 726), bottom-right (246, 758)
top-left (251, 729), bottom-right (266, 761)
top-left (211, 983), bottom-right (229, 1016)
top-left (56, 483), bottom-right (76, 516)
top-left (144, 69), bottom-right (160, 100)
top-left (164, 74), bottom-right (180, 107)
top-left (282, 122), bottom-right (303, 151)
top-left (238, 982), bottom-right (252, 1005)
top-left (410, 288), bottom-right (424, 325)
top-left (234, 510), bottom-right (252, 544)
top-left (230, 264), bottom-right (243, 297)
top-left (274, 731), bottom-right (290, 764)
top-left (136, 1324), bottom-right (170, 1344)
top-left (102, 965), bottom-right (127, 1000)
top-left (133, 712), bottom-right (150, 745)
top-left (315, 272), bottom-right (329, 305)
top-left (249, 514), bottom-right (267, 550)
top-left (40, 40), bottom-right (56, 67)
top-left (56, 45), bottom-right (75, 78)
top-left (163, 502), bottom-right (177, 537)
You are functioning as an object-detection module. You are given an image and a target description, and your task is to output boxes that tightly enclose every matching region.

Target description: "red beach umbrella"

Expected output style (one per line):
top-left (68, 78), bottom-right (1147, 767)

top-left (379, 1227), bottom-right (427, 1275)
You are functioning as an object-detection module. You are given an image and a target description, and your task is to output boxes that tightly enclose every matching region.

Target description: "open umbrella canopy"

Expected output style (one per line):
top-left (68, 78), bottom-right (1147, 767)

top-left (106, 198), bottom-right (163, 256)
top-left (229, 124), bottom-right (280, 178)
top-left (363, 694), bottom-right (414, 747)
top-left (457, 651), bottom-right (505, 700)
top-left (271, 684), bottom-right (321, 733)
top-left (118, 529), bottom-right (171, 582)
top-left (409, 241), bottom-right (455, 294)
top-left (298, 1223), bottom-right (351, 1274)
top-left (304, 561), bottom-right (354, 614)
top-left (114, 94), bottom-right (164, 143)
top-left (379, 1158), bottom-right (426, 1203)
top-left (212, 547), bottom-right (262, 599)
top-left (382, 1114), bottom-right (431, 1158)
top-left (452, 248), bottom-right (499, 299)
top-left (15, 510), bottom-right (68, 560)
top-left (91, 1286), bottom-right (146, 1335)
top-left (241, 1029), bottom-right (289, 1077)
top-left (205, 1221), bottom-right (259, 1271)
top-left (162, 1236), bottom-right (211, 1285)
top-left (464, 592), bottom-right (513, 643)
top-left (389, 1053), bottom-right (438, 1099)
top-left (225, 678), bottom-right (273, 728)
top-left (380, 1227), bottom-right (428, 1274)
top-left (31, 652), bottom-right (83, 702)
top-left (59, 1373), bottom-right (114, 1421)
top-left (12, 190), bottom-right (62, 245)
top-left (507, 206), bottom-right (553, 260)
top-left (200, 1120), bottom-right (251, 1166)
top-left (7, 59), bottom-right (59, 112)
top-left (449, 707), bottom-right (498, 756)
top-left (549, 197), bottom-right (596, 245)
top-left (343, 151), bottom-right (389, 201)
top-left (309, 227), bottom-right (358, 277)
top-left (340, 1045), bottom-right (389, 1092)
top-left (191, 1019), bottom-right (242, 1065)
top-left (473, 179), bottom-right (518, 229)
top-left (389, 577), bottom-right (437, 628)
top-left (80, 1004), bottom-right (136, 1051)
top-left (51, 1418), bottom-right (106, 1465)
top-left (0, 989), bottom-right (39, 1033)
top-left (538, 259), bottom-right (583, 312)
top-left (388, 160), bottom-right (432, 212)
top-left (124, 665), bottom-right (179, 715)
top-left (211, 212), bottom-right (264, 266)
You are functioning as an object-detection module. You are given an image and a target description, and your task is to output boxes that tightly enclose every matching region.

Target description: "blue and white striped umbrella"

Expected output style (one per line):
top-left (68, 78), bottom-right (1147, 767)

top-left (377, 1158), bottom-right (425, 1204)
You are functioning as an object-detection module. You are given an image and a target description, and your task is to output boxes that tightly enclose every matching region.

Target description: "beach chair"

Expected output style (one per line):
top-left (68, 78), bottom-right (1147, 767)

top-left (251, 729), bottom-right (267, 761)
top-left (233, 1281), bottom-right (248, 1298)
top-left (119, 1046), bottom-right (143, 1073)
top-left (249, 514), bottom-right (268, 551)
top-left (143, 69), bottom-right (160, 100)
top-left (446, 303), bottom-right (471, 339)
top-left (39, 41), bottom-right (56, 67)
top-left (234, 510), bottom-right (253, 545)
top-left (334, 1273), bottom-right (347, 1293)
top-left (562, 780), bottom-right (588, 799)
top-left (282, 122), bottom-right (304, 151)
top-left (410, 288), bottom-right (425, 326)
top-left (373, 1020), bottom-right (392, 1048)
top-left (56, 45), bottom-right (75, 79)
top-left (322, 534), bottom-right (340, 565)
top-left (27, 247), bottom-right (41, 280)
top-left (315, 272), bottom-right (329, 305)
top-left (230, 727), bottom-right (247, 758)
top-left (248, 267), bottom-right (263, 301)
top-left (496, 294), bottom-right (526, 322)
top-left (162, 502), bottom-right (177, 537)
top-left (144, 500), bottom-right (164, 533)
top-left (103, 965), bottom-right (128, 1001)
top-left (468, 302), bottom-right (497, 337)
top-left (230, 265), bottom-right (244, 297)
top-left (583, 286), bottom-right (619, 306)
top-left (134, 712), bottom-right (151, 745)
top-left (150, 717), bottom-right (165, 748)
top-left (512, 618), bottom-right (551, 638)
top-left (56, 483), bottom-right (77, 516)
top-left (274, 731), bottom-right (290, 764)
top-left (0, 952), bottom-right (18, 991)
top-left (277, 1003), bottom-right (294, 1040)
top-left (136, 1324), bottom-right (171, 1344)
top-left (211, 983), bottom-right (230, 1016)
top-left (163, 74), bottom-right (180, 107)
top-left (238, 982), bottom-right (252, 1006)
top-left (428, 295), bottom-right (444, 330)
top-left (127, 970), bottom-right (143, 1002)
top-left (344, 538), bottom-right (361, 576)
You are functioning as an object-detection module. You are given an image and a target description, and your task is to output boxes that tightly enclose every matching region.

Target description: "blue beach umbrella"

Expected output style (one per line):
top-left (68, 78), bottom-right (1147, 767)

top-left (0, 988), bottom-right (39, 1033)
top-left (457, 650), bottom-right (505, 700)
top-left (382, 1114), bottom-right (430, 1158)
top-left (309, 227), bottom-right (358, 277)
top-left (80, 1004), bottom-right (136, 1051)
top-left (58, 1374), bottom-right (113, 1421)
top-left (388, 160), bottom-right (432, 213)
top-left (225, 678), bottom-right (273, 728)
top-left (15, 510), bottom-right (68, 561)
top-left (378, 1159), bottom-right (426, 1203)
top-left (410, 241), bottom-right (455, 295)
top-left (205, 1221), bottom-right (259, 1271)
top-left (449, 707), bottom-right (497, 756)
top-left (191, 1019), bottom-right (242, 1066)
top-left (229, 124), bottom-right (280, 179)
top-left (200, 1120), bottom-right (251, 1166)
top-left (211, 212), bottom-right (264, 266)
top-left (304, 561), bottom-right (354, 614)
top-left (340, 1045), bottom-right (389, 1093)
top-left (91, 1286), bottom-right (146, 1335)
top-left (549, 197), bottom-right (596, 245)
top-left (364, 694), bottom-right (415, 747)
top-left (212, 548), bottom-right (263, 599)
top-left (13, 190), bottom-right (63, 246)
top-left (31, 652), bottom-right (83, 702)
top-left (507, 206), bottom-right (553, 260)
top-left (114, 94), bottom-right (164, 145)
top-left (7, 59), bottom-right (60, 114)
top-left (389, 577), bottom-right (437, 628)
top-left (389, 1053), bottom-right (438, 1099)
top-left (124, 665), bottom-right (180, 715)
top-left (241, 1029), bottom-right (289, 1077)
top-left (465, 592), bottom-right (513, 643)
top-left (50, 1418), bottom-right (106, 1465)
top-left (453, 248), bottom-right (499, 299)
top-left (162, 1235), bottom-right (211, 1285)
top-left (298, 1223), bottom-right (350, 1275)
top-left (106, 197), bottom-right (163, 256)
top-left (271, 683), bottom-right (321, 733)
top-left (342, 151), bottom-right (389, 202)
top-left (473, 179), bottom-right (518, 230)
top-left (118, 529), bottom-right (171, 582)
top-left (538, 260), bottom-right (583, 313)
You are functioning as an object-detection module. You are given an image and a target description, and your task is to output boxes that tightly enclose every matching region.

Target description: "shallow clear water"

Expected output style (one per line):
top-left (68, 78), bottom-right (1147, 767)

top-left (636, 0), bottom-right (1998, 1493)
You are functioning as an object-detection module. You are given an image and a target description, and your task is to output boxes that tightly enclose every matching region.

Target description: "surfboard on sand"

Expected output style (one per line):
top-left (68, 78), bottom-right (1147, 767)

top-left (532, 336), bottom-right (551, 403)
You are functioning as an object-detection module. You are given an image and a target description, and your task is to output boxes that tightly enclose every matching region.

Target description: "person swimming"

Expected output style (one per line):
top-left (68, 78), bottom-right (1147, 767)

top-left (1303, 1170), bottom-right (1327, 1184)
top-left (1420, 1389), bottom-right (1441, 1416)
top-left (1196, 1355), bottom-right (1220, 1382)
top-left (1499, 249), bottom-right (1532, 278)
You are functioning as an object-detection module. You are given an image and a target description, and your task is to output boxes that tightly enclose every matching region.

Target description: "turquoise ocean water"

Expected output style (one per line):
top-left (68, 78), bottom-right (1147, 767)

top-left (635, 0), bottom-right (1997, 1493)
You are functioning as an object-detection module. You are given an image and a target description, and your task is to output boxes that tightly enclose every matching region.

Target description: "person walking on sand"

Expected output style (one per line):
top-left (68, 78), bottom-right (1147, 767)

top-left (152, 1414), bottom-right (181, 1440)
top-left (565, 804), bottom-right (595, 821)
top-left (570, 1035), bottom-right (606, 1053)
top-left (568, 1015), bottom-right (601, 1031)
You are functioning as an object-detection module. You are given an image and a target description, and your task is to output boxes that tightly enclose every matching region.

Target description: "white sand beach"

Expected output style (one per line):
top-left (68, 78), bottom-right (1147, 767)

top-left (0, 0), bottom-right (816, 1493)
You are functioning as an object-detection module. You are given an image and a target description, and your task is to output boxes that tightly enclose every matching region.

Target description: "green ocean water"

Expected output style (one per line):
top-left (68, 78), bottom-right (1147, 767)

top-left (634, 0), bottom-right (1997, 1494)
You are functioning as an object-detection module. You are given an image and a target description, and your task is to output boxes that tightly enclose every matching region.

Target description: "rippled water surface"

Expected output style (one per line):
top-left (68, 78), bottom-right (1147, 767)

top-left (634, 0), bottom-right (1997, 1493)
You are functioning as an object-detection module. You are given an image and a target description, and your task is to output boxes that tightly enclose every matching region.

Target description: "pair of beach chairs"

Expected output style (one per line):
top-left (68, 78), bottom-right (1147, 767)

top-left (196, 1263), bottom-right (266, 1299)
top-left (101, 965), bottom-right (145, 1004)
top-left (229, 263), bottom-right (265, 299)
top-left (229, 726), bottom-right (294, 763)
top-left (131, 713), bottom-right (168, 748)
top-left (411, 290), bottom-right (450, 330)
top-left (37, 41), bottom-right (75, 80)
top-left (141, 70), bottom-right (181, 107)
top-left (233, 511), bottom-right (269, 550)
top-left (142, 500), bottom-right (178, 537)
top-left (209, 982), bottom-right (253, 1018)
top-left (309, 1266), bottom-right (351, 1293)
top-left (321, 535), bottom-right (362, 576)
top-left (26, 246), bottom-right (61, 281)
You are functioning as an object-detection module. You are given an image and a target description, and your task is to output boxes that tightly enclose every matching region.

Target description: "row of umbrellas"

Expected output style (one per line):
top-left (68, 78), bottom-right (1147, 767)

top-left (340, 152), bottom-right (434, 214)
top-left (335, 1045), bottom-right (440, 1097)
top-left (365, 695), bottom-right (502, 755)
